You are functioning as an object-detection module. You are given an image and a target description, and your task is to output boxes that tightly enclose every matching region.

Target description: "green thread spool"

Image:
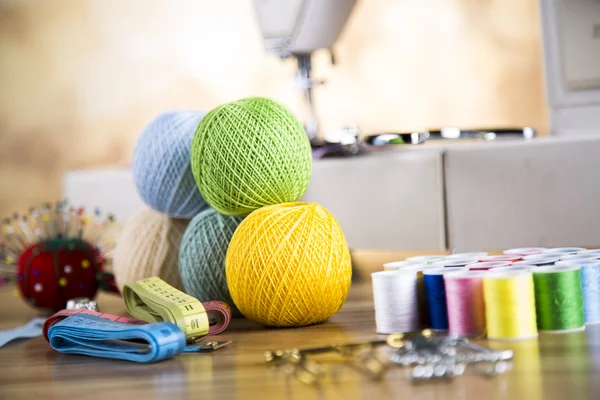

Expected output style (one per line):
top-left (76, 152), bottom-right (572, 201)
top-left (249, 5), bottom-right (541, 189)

top-left (190, 97), bottom-right (312, 216)
top-left (532, 265), bottom-right (585, 333)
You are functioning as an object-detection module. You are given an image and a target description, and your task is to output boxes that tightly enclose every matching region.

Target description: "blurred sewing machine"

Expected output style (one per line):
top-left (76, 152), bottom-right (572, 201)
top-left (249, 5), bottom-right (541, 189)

top-left (253, 0), bottom-right (536, 157)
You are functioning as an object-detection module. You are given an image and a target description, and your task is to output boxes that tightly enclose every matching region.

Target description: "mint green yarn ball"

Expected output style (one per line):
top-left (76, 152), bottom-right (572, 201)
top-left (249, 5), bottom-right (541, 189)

top-left (179, 208), bottom-right (243, 315)
top-left (190, 97), bottom-right (312, 216)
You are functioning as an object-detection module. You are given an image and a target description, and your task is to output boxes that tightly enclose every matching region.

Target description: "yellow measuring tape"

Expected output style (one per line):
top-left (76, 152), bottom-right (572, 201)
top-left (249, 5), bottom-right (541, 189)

top-left (123, 277), bottom-right (209, 341)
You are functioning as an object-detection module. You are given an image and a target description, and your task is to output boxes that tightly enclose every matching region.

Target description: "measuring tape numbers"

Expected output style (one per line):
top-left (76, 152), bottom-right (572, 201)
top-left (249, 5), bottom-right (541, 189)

top-left (47, 314), bottom-right (185, 363)
top-left (122, 277), bottom-right (231, 341)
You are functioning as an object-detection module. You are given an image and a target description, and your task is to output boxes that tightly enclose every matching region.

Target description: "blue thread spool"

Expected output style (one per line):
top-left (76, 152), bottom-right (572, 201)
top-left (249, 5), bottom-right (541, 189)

top-left (558, 259), bottom-right (600, 324)
top-left (132, 110), bottom-right (208, 218)
top-left (423, 267), bottom-right (463, 330)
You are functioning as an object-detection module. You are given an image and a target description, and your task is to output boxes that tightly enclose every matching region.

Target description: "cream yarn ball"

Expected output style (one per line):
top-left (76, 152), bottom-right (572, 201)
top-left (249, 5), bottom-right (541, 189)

top-left (113, 208), bottom-right (188, 292)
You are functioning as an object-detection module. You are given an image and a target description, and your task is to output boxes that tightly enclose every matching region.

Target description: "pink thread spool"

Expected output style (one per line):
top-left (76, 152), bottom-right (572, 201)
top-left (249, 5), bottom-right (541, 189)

top-left (479, 255), bottom-right (523, 263)
top-left (444, 271), bottom-right (487, 337)
top-left (466, 261), bottom-right (511, 271)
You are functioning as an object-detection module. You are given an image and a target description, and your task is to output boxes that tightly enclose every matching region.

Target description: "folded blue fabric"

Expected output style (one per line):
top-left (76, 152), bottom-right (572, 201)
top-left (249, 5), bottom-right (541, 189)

top-left (48, 314), bottom-right (185, 363)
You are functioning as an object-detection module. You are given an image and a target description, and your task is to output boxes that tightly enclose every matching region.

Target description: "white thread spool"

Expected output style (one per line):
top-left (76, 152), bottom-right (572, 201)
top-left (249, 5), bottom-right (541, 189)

top-left (383, 261), bottom-right (412, 271)
top-left (493, 265), bottom-right (537, 272)
top-left (447, 252), bottom-right (488, 259)
top-left (522, 254), bottom-right (561, 266)
top-left (503, 247), bottom-right (547, 256)
top-left (542, 247), bottom-right (586, 255)
top-left (559, 253), bottom-right (600, 261)
top-left (372, 269), bottom-right (424, 334)
top-left (404, 255), bottom-right (445, 265)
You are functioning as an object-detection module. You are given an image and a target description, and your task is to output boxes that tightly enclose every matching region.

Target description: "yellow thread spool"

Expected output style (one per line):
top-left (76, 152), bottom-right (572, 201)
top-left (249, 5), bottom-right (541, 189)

top-left (483, 271), bottom-right (538, 340)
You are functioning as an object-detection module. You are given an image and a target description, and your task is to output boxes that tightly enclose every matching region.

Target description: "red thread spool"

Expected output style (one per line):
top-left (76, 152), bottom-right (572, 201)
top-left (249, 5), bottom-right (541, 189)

top-left (479, 255), bottom-right (522, 263)
top-left (444, 271), bottom-right (487, 337)
top-left (466, 261), bottom-right (511, 271)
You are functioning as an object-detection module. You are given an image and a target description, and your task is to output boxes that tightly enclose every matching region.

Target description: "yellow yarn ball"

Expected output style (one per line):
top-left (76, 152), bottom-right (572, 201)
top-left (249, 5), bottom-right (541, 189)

top-left (226, 202), bottom-right (352, 327)
top-left (113, 208), bottom-right (188, 292)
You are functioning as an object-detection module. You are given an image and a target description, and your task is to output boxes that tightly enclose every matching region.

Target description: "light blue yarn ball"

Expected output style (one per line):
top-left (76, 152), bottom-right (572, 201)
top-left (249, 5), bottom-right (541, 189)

top-left (133, 110), bottom-right (208, 218)
top-left (179, 208), bottom-right (244, 315)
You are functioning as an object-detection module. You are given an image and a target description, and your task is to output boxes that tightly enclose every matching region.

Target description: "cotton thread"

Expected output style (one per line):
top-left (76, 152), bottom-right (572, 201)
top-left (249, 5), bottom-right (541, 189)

top-left (532, 265), bottom-right (585, 332)
top-left (483, 271), bottom-right (538, 340)
top-left (225, 202), bottom-right (351, 327)
top-left (372, 270), bottom-right (422, 333)
top-left (557, 259), bottom-right (600, 325)
top-left (444, 271), bottom-right (487, 337)
top-left (423, 267), bottom-right (463, 330)
top-left (113, 209), bottom-right (187, 292)
top-left (191, 97), bottom-right (312, 216)
top-left (580, 263), bottom-right (600, 324)
top-left (179, 208), bottom-right (243, 315)
top-left (132, 111), bottom-right (208, 218)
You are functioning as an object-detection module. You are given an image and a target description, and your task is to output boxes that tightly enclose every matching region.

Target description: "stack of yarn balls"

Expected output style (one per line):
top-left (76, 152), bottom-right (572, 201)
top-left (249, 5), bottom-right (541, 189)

top-left (113, 97), bottom-right (352, 327)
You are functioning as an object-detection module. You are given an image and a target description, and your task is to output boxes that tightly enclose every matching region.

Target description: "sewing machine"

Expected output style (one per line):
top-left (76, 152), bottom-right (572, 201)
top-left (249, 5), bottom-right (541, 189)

top-left (253, 0), bottom-right (358, 148)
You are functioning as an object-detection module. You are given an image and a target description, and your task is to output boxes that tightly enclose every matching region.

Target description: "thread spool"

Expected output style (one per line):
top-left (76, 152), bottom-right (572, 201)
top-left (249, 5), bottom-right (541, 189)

top-left (557, 259), bottom-right (600, 325)
top-left (444, 271), bottom-right (487, 337)
top-left (522, 254), bottom-right (561, 266)
top-left (383, 261), bottom-right (412, 271)
top-left (479, 255), bottom-right (522, 263)
top-left (503, 247), bottom-right (547, 256)
top-left (372, 270), bottom-right (421, 333)
top-left (431, 258), bottom-right (478, 268)
top-left (483, 271), bottom-right (538, 340)
top-left (493, 265), bottom-right (537, 272)
top-left (579, 263), bottom-right (600, 324)
top-left (132, 111), bottom-right (208, 218)
top-left (559, 254), bottom-right (599, 261)
top-left (422, 267), bottom-right (463, 330)
top-left (466, 261), bottom-right (511, 271)
top-left (405, 255), bottom-right (445, 265)
top-left (578, 249), bottom-right (600, 257)
top-left (447, 252), bottom-right (488, 259)
top-left (543, 247), bottom-right (586, 255)
top-left (532, 265), bottom-right (585, 333)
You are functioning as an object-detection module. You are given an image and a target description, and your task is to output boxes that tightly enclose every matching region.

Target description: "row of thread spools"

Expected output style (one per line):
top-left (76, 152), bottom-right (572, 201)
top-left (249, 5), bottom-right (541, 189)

top-left (372, 247), bottom-right (600, 339)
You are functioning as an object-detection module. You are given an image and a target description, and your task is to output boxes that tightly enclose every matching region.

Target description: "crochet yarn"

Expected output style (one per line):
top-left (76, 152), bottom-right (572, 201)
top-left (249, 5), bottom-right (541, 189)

top-left (179, 208), bottom-right (243, 314)
top-left (113, 209), bottom-right (188, 292)
top-left (133, 110), bottom-right (208, 218)
top-left (190, 97), bottom-right (312, 216)
top-left (225, 202), bottom-right (352, 327)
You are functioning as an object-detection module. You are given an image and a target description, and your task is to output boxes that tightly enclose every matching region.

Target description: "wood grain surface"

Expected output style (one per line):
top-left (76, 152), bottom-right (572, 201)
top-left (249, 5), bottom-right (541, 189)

top-left (0, 251), bottom-right (598, 400)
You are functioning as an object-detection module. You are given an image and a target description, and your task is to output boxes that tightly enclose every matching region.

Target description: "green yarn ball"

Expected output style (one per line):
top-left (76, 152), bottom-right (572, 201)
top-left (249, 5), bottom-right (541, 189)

top-left (191, 97), bottom-right (312, 216)
top-left (179, 208), bottom-right (244, 314)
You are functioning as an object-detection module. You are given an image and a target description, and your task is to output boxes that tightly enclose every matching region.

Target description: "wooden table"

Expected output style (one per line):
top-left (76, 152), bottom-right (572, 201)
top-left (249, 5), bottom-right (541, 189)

top-left (0, 250), bottom-right (599, 399)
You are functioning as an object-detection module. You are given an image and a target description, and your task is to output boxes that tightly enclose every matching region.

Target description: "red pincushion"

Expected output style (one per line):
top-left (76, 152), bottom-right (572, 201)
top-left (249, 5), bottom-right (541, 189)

top-left (17, 238), bottom-right (102, 312)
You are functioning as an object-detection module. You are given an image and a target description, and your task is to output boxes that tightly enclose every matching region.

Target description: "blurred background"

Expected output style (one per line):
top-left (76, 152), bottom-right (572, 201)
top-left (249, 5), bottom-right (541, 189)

top-left (0, 0), bottom-right (549, 217)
